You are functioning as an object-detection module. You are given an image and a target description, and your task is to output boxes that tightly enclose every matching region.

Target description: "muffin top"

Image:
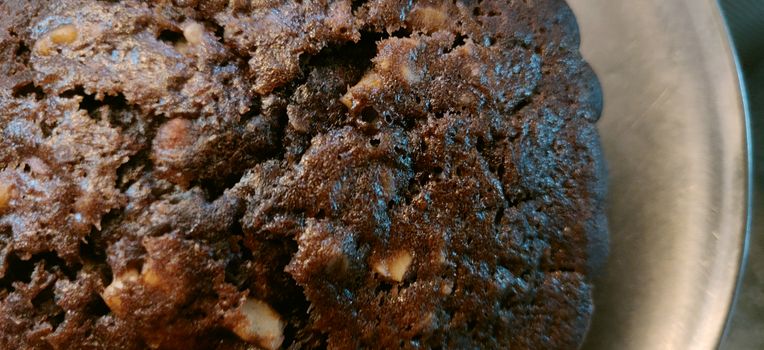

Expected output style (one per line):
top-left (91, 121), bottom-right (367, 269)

top-left (0, 0), bottom-right (606, 349)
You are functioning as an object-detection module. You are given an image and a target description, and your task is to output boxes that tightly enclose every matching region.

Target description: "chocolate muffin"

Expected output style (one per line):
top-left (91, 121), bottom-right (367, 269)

top-left (0, 0), bottom-right (607, 349)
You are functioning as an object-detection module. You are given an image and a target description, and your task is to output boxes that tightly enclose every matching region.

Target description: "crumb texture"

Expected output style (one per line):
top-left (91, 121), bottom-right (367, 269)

top-left (0, 0), bottom-right (606, 349)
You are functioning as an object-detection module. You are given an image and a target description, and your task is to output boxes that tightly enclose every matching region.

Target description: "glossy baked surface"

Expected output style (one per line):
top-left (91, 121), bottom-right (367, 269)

top-left (0, 1), bottom-right (604, 349)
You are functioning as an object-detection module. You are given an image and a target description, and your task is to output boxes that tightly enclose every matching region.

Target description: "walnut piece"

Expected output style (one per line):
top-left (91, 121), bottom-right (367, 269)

top-left (340, 72), bottom-right (382, 111)
top-left (34, 23), bottom-right (78, 56)
top-left (373, 250), bottom-right (413, 282)
top-left (101, 269), bottom-right (140, 316)
top-left (0, 181), bottom-right (13, 212)
top-left (140, 260), bottom-right (163, 289)
top-left (410, 6), bottom-right (448, 33)
top-left (183, 22), bottom-right (205, 45)
top-left (230, 298), bottom-right (285, 350)
top-left (50, 24), bottom-right (78, 44)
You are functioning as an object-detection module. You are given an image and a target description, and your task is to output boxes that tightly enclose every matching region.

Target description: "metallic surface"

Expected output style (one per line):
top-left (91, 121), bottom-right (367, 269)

top-left (565, 0), bottom-right (750, 349)
top-left (717, 1), bottom-right (763, 348)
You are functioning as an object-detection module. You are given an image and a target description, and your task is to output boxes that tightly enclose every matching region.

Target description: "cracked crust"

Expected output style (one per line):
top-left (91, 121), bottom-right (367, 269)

top-left (0, 0), bottom-right (606, 349)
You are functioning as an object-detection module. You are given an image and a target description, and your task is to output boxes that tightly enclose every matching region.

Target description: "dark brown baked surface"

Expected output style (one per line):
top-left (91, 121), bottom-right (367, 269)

top-left (0, 0), bottom-right (606, 349)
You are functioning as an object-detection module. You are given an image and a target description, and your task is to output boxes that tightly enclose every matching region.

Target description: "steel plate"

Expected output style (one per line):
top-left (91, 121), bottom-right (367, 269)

top-left (565, 0), bottom-right (750, 349)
